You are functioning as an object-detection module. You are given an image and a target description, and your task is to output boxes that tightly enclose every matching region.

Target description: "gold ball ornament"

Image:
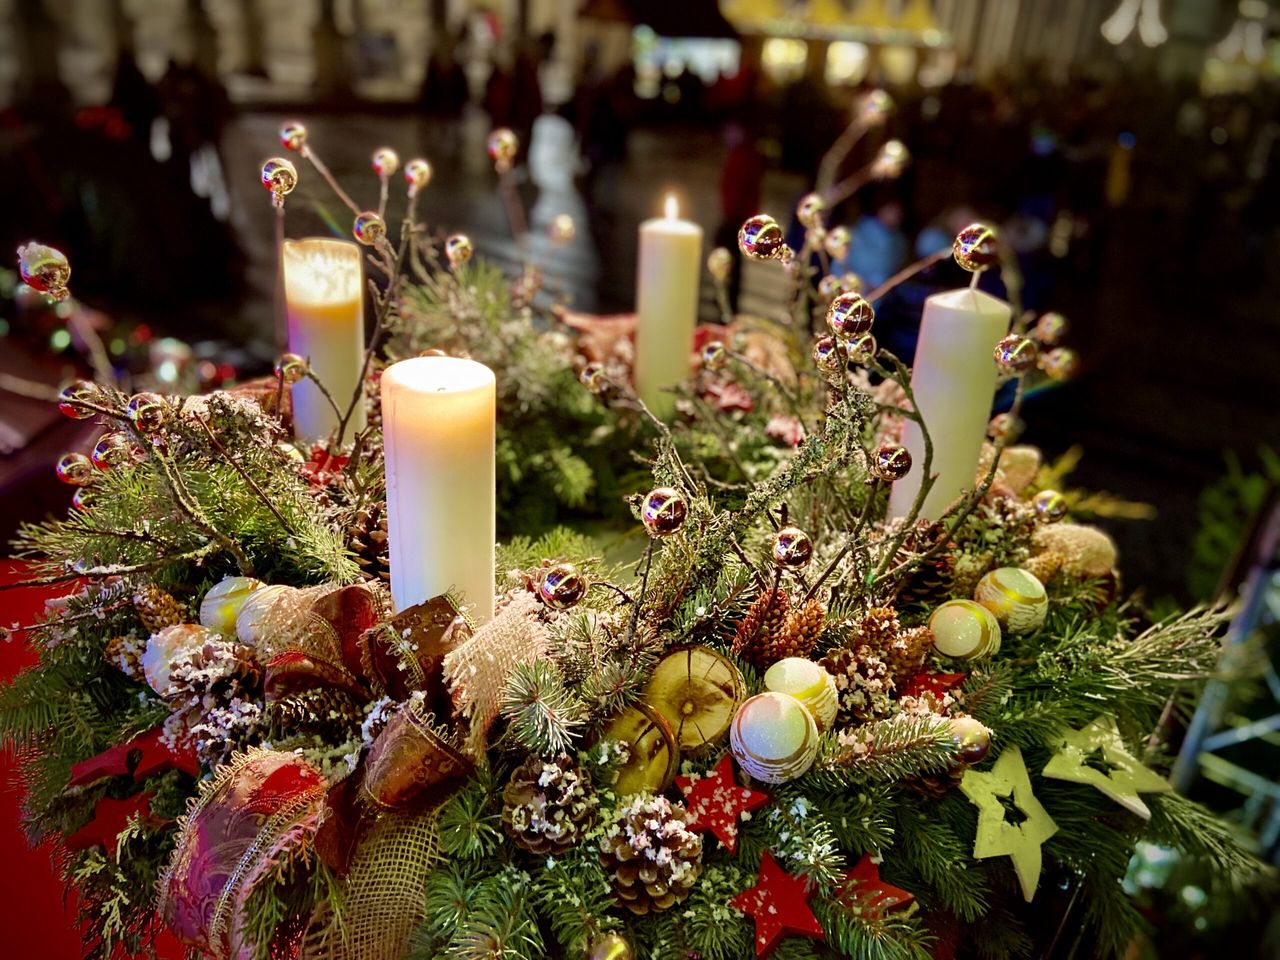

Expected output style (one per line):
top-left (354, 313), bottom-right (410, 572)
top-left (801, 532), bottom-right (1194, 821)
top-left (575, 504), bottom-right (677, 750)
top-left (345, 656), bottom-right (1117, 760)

top-left (1040, 347), bottom-right (1079, 381)
top-left (126, 392), bottom-right (166, 432)
top-left (579, 363), bottom-right (609, 395)
top-left (57, 380), bottom-right (98, 419)
top-left (70, 487), bottom-right (94, 511)
top-left (274, 353), bottom-right (308, 384)
top-left (730, 692), bottom-right (819, 783)
top-left (1032, 489), bottom-right (1069, 523)
top-left (1034, 311), bottom-right (1068, 345)
top-left (538, 563), bottom-right (589, 610)
top-left (260, 157), bottom-right (297, 197)
top-left (871, 442), bottom-right (912, 481)
top-left (279, 121), bottom-right (307, 151)
top-left (812, 335), bottom-right (842, 375)
top-left (772, 526), bottom-right (813, 569)
top-left (929, 599), bottom-right (1002, 660)
top-left (824, 225), bottom-right (851, 260)
top-left (91, 432), bottom-right (133, 470)
top-left (55, 452), bottom-right (94, 486)
top-left (234, 583), bottom-right (301, 648)
top-left (796, 192), bottom-right (825, 229)
top-left (199, 576), bottom-right (267, 635)
top-left (549, 213), bottom-right (576, 244)
top-left (846, 332), bottom-right (877, 365)
top-left (842, 272), bottom-right (864, 293)
top-left (404, 157), bottom-right (432, 191)
top-left (701, 340), bottom-right (728, 372)
top-left (352, 211), bottom-right (386, 246)
top-left (644, 645), bottom-right (747, 753)
top-left (953, 223), bottom-right (999, 272)
top-left (817, 274), bottom-right (844, 301)
top-left (371, 146), bottom-right (399, 178)
top-left (974, 567), bottom-right (1047, 635)
top-left (587, 932), bottom-right (634, 960)
top-left (763, 658), bottom-right (838, 731)
top-left (641, 487), bottom-right (689, 537)
top-left (487, 127), bottom-right (519, 169)
top-left (857, 89), bottom-right (894, 125)
top-left (738, 214), bottom-right (786, 260)
top-left (950, 716), bottom-right (992, 765)
top-left (994, 335), bottom-right (1038, 375)
top-left (827, 291), bottom-right (874, 337)
top-left (18, 242), bottom-right (71, 300)
top-left (872, 139), bottom-right (910, 179)
top-left (707, 246), bottom-right (733, 280)
top-left (444, 234), bottom-right (473, 267)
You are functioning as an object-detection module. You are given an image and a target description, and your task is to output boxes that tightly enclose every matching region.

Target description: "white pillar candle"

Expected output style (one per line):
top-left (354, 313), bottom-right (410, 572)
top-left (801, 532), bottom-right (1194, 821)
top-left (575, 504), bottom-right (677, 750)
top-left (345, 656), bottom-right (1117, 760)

top-left (381, 357), bottom-right (496, 623)
top-left (888, 288), bottom-right (1012, 520)
top-left (634, 195), bottom-right (703, 419)
top-left (282, 238), bottom-right (367, 445)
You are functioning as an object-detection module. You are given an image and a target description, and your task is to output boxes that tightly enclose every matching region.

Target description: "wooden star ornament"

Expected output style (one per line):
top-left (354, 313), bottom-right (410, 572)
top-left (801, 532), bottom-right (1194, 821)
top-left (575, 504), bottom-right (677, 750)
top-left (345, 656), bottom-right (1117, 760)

top-left (731, 851), bottom-right (826, 957)
top-left (1041, 715), bottom-right (1171, 818)
top-left (836, 853), bottom-right (916, 920)
top-left (959, 745), bottom-right (1058, 902)
top-left (675, 754), bottom-right (769, 854)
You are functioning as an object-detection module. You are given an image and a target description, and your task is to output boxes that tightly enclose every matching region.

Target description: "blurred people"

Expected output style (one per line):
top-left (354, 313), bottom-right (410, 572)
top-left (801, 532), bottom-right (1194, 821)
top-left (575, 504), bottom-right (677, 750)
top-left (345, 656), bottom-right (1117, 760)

top-left (835, 194), bottom-right (908, 291)
top-left (715, 121), bottom-right (765, 312)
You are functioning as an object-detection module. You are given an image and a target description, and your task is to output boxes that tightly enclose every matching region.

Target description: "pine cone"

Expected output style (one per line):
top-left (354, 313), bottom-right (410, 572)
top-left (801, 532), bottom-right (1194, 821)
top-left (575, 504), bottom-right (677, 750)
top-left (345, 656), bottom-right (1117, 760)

top-left (349, 502), bottom-right (390, 583)
top-left (817, 645), bottom-right (895, 726)
top-left (133, 584), bottom-right (185, 634)
top-left (883, 626), bottom-right (933, 686)
top-left (895, 522), bottom-right (956, 608)
top-left (266, 687), bottom-right (364, 740)
top-left (732, 590), bottom-right (791, 669)
top-left (600, 795), bottom-right (703, 915)
top-left (850, 606), bottom-right (901, 651)
top-left (1024, 550), bottom-right (1064, 585)
top-left (770, 599), bottom-right (826, 662)
top-left (502, 753), bottom-right (598, 856)
top-left (104, 635), bottom-right (145, 680)
top-left (906, 767), bottom-right (965, 799)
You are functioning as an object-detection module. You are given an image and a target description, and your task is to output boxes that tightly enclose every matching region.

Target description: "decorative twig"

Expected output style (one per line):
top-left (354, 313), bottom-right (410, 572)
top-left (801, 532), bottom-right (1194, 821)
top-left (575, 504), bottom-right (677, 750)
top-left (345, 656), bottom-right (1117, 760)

top-left (193, 414), bottom-right (297, 537)
top-left (0, 544), bottom-right (220, 591)
top-left (301, 146), bottom-right (361, 216)
top-left (864, 249), bottom-right (950, 303)
top-left (804, 479), bottom-right (881, 602)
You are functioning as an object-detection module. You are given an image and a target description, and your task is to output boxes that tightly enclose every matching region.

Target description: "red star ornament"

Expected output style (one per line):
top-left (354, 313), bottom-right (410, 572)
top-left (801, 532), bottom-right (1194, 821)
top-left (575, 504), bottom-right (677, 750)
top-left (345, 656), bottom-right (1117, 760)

top-left (837, 853), bottom-right (916, 919)
top-left (902, 672), bottom-right (966, 701)
top-left (64, 792), bottom-right (157, 855)
top-left (730, 851), bottom-right (825, 957)
top-left (675, 754), bottom-right (769, 854)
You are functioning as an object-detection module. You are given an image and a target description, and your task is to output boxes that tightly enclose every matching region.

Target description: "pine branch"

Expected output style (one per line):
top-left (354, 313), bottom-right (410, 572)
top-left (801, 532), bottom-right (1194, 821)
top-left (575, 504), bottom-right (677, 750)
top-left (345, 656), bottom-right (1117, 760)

top-left (501, 660), bottom-right (588, 755)
top-left (816, 715), bottom-right (957, 784)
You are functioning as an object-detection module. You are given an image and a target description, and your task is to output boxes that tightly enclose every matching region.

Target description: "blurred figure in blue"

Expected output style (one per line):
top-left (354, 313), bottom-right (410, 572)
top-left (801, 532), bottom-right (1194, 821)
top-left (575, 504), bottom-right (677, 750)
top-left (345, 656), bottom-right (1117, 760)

top-left (834, 193), bottom-right (908, 291)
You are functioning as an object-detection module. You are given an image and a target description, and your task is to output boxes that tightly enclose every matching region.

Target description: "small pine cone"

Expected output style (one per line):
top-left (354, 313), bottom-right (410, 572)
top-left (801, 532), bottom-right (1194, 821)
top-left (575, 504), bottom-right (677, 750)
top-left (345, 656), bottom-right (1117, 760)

top-left (1024, 550), bottom-right (1064, 585)
top-left (906, 767), bottom-right (965, 799)
top-left (133, 584), bottom-right (185, 635)
top-left (502, 753), bottom-right (598, 856)
top-left (884, 626), bottom-right (933, 686)
top-left (896, 522), bottom-right (957, 608)
top-left (349, 502), bottom-right (391, 584)
top-left (267, 687), bottom-right (363, 740)
top-left (850, 606), bottom-right (901, 654)
top-left (732, 590), bottom-right (791, 669)
top-left (817, 645), bottom-right (895, 726)
top-left (104, 635), bottom-right (146, 680)
top-left (601, 795), bottom-right (702, 915)
top-left (768, 599), bottom-right (826, 662)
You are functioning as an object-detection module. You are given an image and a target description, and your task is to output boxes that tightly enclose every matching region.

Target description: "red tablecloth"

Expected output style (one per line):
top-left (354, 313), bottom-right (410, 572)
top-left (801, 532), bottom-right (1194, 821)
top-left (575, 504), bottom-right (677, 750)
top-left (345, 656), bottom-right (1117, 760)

top-left (0, 559), bottom-right (181, 959)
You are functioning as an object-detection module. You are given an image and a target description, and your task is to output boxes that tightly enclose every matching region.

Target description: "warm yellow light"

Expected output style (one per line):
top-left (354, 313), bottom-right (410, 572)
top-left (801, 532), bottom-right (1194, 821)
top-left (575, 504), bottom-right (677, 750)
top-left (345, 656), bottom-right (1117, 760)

top-left (281, 238), bottom-right (361, 306)
top-left (665, 195), bottom-right (679, 219)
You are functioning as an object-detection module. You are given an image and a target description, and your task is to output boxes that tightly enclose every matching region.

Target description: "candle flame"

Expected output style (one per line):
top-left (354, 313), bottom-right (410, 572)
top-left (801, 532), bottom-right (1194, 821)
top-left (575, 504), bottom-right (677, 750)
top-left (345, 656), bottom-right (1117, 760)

top-left (664, 195), bottom-right (678, 219)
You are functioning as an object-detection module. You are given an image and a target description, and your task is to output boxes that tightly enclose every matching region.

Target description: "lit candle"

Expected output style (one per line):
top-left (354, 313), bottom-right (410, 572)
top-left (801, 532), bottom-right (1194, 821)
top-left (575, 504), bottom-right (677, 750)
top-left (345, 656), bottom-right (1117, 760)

top-left (281, 238), bottom-right (367, 445)
top-left (634, 195), bottom-right (703, 419)
top-left (888, 288), bottom-right (1012, 520)
top-left (381, 356), bottom-right (496, 623)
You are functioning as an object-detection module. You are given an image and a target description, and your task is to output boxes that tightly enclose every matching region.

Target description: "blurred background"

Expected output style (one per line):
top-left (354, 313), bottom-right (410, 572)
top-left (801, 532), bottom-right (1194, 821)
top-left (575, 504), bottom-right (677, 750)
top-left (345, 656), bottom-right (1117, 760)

top-left (1, 1), bottom-right (1280, 955)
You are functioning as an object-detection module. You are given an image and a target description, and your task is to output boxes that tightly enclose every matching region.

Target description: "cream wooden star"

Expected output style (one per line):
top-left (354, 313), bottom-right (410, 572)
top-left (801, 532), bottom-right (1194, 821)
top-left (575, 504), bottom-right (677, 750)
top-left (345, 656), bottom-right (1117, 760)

top-left (960, 745), bottom-right (1058, 902)
top-left (1041, 715), bottom-right (1171, 818)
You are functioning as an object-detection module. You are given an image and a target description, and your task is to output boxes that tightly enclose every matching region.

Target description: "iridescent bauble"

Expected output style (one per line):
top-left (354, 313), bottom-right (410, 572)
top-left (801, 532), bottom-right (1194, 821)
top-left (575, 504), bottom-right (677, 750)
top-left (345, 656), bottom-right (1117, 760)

top-left (57, 380), bottom-right (97, 419)
top-left (871, 442), bottom-right (912, 481)
top-left (55, 452), bottom-right (94, 486)
top-left (872, 139), bottom-right (910, 179)
top-left (929, 599), bottom-right (1002, 660)
top-left (70, 487), bottom-right (94, 511)
top-left (199, 576), bottom-right (267, 636)
top-left (548, 213), bottom-right (576, 244)
top-left (707, 246), bottom-right (733, 280)
top-left (701, 340), bottom-right (728, 372)
top-left (953, 223), bottom-right (999, 272)
top-left (993, 334), bottom-right (1038, 375)
top-left (445, 234), bottom-right (473, 267)
top-left (857, 88), bottom-right (894, 125)
top-left (404, 158), bottom-right (432, 191)
top-left (730, 692), bottom-right (819, 784)
top-left (279, 121), bottom-right (307, 151)
top-left (353, 211), bottom-right (386, 246)
top-left (641, 487), bottom-right (688, 538)
top-left (587, 932), bottom-right (635, 960)
top-left (950, 716), bottom-right (992, 765)
top-left (738, 214), bottom-right (786, 260)
top-left (812, 335), bottom-right (842, 374)
top-left (487, 127), bottom-right (519, 168)
top-left (17, 242), bottom-right (71, 300)
top-left (1034, 311), bottom-right (1068, 346)
top-left (260, 157), bottom-right (297, 196)
top-left (274, 353), bottom-right (308, 384)
top-left (91, 432), bottom-right (132, 470)
top-left (824, 225), bottom-right (851, 260)
top-left (764, 657), bottom-right (838, 732)
top-left (772, 526), bottom-right (813, 569)
top-left (827, 292), bottom-right (874, 337)
top-left (974, 567), bottom-right (1048, 635)
top-left (796, 192), bottom-right (825, 229)
top-left (371, 146), bottom-right (399, 178)
top-left (846, 332), bottom-right (877, 365)
top-left (1040, 347), bottom-right (1079, 381)
top-left (817, 274), bottom-right (844, 301)
top-left (126, 392), bottom-right (166, 432)
top-left (538, 562), bottom-right (588, 610)
top-left (1032, 489), bottom-right (1068, 523)
top-left (579, 363), bottom-right (609, 394)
